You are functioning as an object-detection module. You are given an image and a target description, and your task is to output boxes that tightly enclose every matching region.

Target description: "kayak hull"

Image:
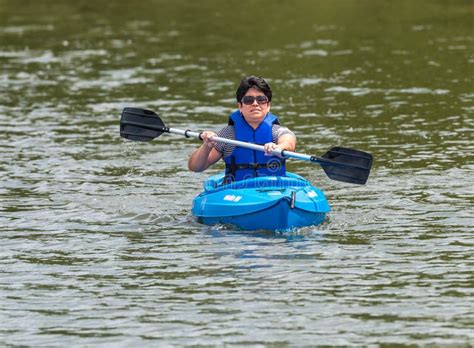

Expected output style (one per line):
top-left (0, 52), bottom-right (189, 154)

top-left (192, 172), bottom-right (330, 231)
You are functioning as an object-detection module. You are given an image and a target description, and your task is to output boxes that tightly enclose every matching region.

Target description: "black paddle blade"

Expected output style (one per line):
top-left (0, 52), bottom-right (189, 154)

top-left (120, 107), bottom-right (166, 142)
top-left (319, 147), bottom-right (373, 185)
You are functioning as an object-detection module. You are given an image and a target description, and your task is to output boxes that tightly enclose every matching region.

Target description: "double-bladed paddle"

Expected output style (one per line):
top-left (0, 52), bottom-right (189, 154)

top-left (120, 107), bottom-right (373, 185)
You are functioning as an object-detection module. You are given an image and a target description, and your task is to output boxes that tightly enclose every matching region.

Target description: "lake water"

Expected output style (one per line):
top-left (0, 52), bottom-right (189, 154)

top-left (1, 1), bottom-right (473, 346)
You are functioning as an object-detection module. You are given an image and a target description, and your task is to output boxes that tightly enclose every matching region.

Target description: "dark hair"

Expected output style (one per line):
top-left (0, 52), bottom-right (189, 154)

top-left (236, 76), bottom-right (272, 103)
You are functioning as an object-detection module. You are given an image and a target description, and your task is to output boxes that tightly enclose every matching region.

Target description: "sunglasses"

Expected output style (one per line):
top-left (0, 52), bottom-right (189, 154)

top-left (241, 95), bottom-right (269, 105)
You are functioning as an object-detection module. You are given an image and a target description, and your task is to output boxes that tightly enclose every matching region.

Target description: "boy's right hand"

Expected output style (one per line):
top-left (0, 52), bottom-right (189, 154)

top-left (201, 131), bottom-right (217, 149)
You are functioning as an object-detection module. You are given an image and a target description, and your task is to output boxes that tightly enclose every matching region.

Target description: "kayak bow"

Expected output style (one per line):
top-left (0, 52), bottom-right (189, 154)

top-left (192, 172), bottom-right (330, 231)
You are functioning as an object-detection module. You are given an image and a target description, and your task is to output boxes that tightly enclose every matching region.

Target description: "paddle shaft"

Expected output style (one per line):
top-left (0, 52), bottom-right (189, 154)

top-left (165, 127), bottom-right (344, 167)
top-left (120, 115), bottom-right (368, 169)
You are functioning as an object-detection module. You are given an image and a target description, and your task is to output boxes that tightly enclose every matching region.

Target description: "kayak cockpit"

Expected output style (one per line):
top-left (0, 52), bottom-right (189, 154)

top-left (202, 172), bottom-right (310, 192)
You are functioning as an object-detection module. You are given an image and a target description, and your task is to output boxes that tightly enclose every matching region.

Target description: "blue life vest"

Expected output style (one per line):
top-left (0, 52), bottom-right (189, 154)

top-left (223, 110), bottom-right (286, 182)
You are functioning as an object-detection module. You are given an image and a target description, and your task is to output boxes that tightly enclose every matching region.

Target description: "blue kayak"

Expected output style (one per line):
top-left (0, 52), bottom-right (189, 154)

top-left (191, 172), bottom-right (330, 231)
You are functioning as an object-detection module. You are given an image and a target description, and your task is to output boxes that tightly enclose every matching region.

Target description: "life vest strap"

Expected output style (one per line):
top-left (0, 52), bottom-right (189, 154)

top-left (233, 163), bottom-right (271, 170)
top-left (224, 157), bottom-right (274, 183)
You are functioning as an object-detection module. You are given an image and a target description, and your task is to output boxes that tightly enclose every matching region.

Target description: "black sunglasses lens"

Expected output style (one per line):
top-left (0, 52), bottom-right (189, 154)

top-left (242, 96), bottom-right (254, 105)
top-left (242, 96), bottom-right (268, 105)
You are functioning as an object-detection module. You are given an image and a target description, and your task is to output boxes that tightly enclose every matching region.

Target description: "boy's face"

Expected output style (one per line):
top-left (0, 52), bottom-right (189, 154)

top-left (238, 87), bottom-right (271, 129)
